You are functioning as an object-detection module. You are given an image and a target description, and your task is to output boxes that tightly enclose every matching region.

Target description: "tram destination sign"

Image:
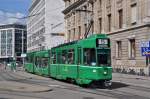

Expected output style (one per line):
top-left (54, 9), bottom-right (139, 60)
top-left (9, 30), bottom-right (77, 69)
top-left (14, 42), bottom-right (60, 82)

top-left (97, 39), bottom-right (109, 47)
top-left (140, 41), bottom-right (150, 56)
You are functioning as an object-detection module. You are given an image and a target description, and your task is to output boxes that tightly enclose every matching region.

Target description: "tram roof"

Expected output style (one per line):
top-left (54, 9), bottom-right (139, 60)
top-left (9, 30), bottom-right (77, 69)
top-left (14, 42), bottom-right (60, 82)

top-left (52, 34), bottom-right (108, 49)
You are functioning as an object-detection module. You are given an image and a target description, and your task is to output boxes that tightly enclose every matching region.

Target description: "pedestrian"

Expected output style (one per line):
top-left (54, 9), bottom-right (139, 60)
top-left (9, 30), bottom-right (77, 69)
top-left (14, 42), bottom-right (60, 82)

top-left (0, 63), bottom-right (2, 70)
top-left (13, 61), bottom-right (16, 72)
top-left (4, 61), bottom-right (6, 70)
top-left (11, 61), bottom-right (16, 72)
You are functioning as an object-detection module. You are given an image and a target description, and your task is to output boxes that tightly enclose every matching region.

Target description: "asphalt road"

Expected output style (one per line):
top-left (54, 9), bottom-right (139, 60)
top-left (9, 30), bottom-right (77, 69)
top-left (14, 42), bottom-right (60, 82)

top-left (0, 68), bottom-right (150, 99)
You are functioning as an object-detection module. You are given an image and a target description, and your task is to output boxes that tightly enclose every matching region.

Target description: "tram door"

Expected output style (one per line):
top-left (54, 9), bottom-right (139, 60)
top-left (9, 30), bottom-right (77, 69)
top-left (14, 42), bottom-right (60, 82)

top-left (77, 48), bottom-right (82, 78)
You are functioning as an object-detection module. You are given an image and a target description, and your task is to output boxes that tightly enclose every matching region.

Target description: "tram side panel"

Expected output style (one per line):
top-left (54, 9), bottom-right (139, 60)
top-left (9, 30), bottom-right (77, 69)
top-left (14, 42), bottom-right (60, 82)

top-left (25, 53), bottom-right (35, 73)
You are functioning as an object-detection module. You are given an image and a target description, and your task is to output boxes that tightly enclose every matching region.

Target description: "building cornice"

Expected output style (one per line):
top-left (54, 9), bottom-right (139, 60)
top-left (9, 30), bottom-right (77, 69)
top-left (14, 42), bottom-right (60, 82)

top-left (0, 24), bottom-right (26, 29)
top-left (108, 23), bottom-right (150, 36)
top-left (62, 0), bottom-right (86, 14)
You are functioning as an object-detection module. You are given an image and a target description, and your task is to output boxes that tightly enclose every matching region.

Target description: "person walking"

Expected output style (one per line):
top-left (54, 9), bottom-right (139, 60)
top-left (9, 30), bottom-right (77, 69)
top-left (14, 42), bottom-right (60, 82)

top-left (11, 60), bottom-right (16, 72)
top-left (4, 61), bottom-right (6, 70)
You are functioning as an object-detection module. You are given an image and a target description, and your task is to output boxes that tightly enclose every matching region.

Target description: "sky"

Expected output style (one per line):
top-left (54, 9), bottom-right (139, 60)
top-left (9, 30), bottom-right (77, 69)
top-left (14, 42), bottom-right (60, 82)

top-left (0, 0), bottom-right (31, 25)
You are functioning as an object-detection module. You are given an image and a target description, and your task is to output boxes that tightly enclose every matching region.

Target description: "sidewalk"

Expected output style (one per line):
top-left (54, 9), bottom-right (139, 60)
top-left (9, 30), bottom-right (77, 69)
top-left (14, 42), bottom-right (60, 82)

top-left (112, 73), bottom-right (150, 88)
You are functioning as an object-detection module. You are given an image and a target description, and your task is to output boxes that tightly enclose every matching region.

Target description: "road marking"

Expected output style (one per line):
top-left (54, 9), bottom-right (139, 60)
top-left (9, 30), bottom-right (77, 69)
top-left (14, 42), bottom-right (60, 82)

top-left (48, 85), bottom-right (60, 87)
top-left (48, 84), bottom-right (66, 88)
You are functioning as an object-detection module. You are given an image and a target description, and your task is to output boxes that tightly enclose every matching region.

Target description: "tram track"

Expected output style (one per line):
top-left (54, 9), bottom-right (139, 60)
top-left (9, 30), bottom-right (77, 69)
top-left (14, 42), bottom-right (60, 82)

top-left (127, 85), bottom-right (150, 92)
top-left (0, 91), bottom-right (51, 99)
top-left (53, 85), bottom-right (150, 99)
top-left (1, 70), bottom-right (150, 99)
top-left (0, 71), bottom-right (15, 81)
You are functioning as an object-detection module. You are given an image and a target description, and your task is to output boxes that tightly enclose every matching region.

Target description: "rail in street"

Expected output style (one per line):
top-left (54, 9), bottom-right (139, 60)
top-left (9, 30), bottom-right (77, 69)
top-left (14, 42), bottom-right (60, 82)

top-left (0, 67), bottom-right (150, 99)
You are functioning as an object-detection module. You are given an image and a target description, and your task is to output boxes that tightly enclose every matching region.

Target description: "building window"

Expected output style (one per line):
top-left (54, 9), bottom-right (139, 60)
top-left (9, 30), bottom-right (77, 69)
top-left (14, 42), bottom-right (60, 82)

top-left (91, 2), bottom-right (94, 12)
top-left (146, 57), bottom-right (150, 66)
top-left (108, 14), bottom-right (111, 32)
top-left (73, 14), bottom-right (75, 26)
top-left (83, 6), bottom-right (87, 17)
top-left (68, 30), bottom-right (71, 41)
top-left (78, 26), bottom-right (81, 39)
top-left (73, 28), bottom-right (75, 40)
top-left (128, 39), bottom-right (136, 59)
top-left (131, 4), bottom-right (137, 25)
top-left (116, 41), bottom-right (122, 58)
top-left (118, 9), bottom-right (123, 29)
top-left (99, 18), bottom-right (102, 33)
top-left (84, 24), bottom-right (87, 35)
top-left (99, 0), bottom-right (102, 9)
top-left (92, 20), bottom-right (94, 33)
top-left (107, 0), bottom-right (111, 5)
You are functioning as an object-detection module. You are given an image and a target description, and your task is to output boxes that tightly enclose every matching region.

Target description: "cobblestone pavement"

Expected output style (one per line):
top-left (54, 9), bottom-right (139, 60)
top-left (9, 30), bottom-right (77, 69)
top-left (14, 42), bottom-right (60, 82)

top-left (0, 67), bottom-right (150, 99)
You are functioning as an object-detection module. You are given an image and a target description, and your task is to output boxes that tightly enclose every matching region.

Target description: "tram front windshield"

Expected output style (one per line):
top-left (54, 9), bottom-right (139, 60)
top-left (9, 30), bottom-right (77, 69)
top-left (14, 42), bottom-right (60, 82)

top-left (97, 50), bottom-right (111, 66)
top-left (84, 48), bottom-right (111, 66)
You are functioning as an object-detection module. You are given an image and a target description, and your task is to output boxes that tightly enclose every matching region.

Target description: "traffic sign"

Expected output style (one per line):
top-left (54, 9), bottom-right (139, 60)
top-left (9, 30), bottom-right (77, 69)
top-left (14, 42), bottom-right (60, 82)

top-left (21, 54), bottom-right (27, 58)
top-left (140, 41), bottom-right (150, 47)
top-left (141, 47), bottom-right (150, 56)
top-left (140, 41), bottom-right (150, 56)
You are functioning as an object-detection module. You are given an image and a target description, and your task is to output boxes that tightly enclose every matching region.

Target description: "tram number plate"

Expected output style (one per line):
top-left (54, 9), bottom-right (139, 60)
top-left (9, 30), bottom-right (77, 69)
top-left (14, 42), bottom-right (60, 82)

top-left (98, 39), bottom-right (108, 45)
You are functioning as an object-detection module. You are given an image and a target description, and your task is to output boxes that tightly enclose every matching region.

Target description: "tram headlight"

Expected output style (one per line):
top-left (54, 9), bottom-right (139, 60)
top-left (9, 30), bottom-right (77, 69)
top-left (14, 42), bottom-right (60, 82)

top-left (93, 69), bottom-right (97, 73)
top-left (104, 71), bottom-right (107, 75)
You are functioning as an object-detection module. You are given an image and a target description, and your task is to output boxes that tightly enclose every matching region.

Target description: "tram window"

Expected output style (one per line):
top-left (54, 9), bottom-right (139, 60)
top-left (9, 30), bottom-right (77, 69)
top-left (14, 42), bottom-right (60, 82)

top-left (26, 56), bottom-right (30, 62)
top-left (35, 57), bottom-right (38, 66)
top-left (57, 53), bottom-right (61, 64)
top-left (35, 57), bottom-right (41, 67)
top-left (62, 51), bottom-right (67, 64)
top-left (84, 48), bottom-right (96, 66)
top-left (27, 55), bottom-right (33, 63)
top-left (97, 51), bottom-right (111, 66)
top-left (68, 49), bottom-right (74, 64)
top-left (78, 48), bottom-right (82, 65)
top-left (31, 56), bottom-right (34, 63)
top-left (51, 52), bottom-right (56, 64)
top-left (41, 58), bottom-right (48, 67)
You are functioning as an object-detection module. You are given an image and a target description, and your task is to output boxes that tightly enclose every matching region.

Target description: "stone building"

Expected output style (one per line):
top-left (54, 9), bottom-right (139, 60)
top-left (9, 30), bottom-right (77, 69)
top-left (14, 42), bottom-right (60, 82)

top-left (63, 0), bottom-right (150, 76)
top-left (27, 0), bottom-right (65, 52)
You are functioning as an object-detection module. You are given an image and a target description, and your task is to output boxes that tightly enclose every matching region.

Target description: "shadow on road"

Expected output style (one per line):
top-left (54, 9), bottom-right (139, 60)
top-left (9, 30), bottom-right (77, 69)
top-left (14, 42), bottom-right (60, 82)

top-left (88, 81), bottom-right (129, 90)
top-left (109, 82), bottom-right (129, 89)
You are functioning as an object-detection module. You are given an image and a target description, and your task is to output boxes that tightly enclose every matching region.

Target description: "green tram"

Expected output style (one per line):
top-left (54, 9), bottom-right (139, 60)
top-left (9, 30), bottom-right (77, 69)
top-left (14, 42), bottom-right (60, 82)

top-left (25, 34), bottom-right (112, 86)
